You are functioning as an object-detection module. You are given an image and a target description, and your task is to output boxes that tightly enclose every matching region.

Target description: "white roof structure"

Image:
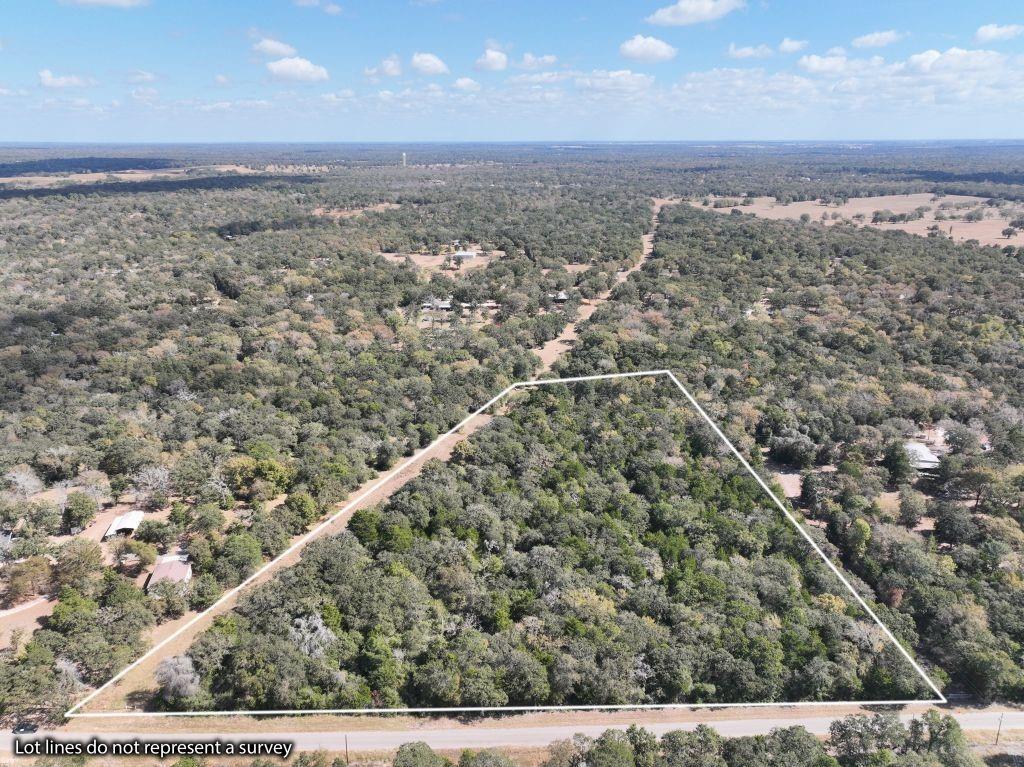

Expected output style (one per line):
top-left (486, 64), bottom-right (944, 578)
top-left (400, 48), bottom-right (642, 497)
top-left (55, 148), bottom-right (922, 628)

top-left (103, 510), bottom-right (145, 539)
top-left (452, 249), bottom-right (478, 259)
top-left (904, 441), bottom-right (940, 470)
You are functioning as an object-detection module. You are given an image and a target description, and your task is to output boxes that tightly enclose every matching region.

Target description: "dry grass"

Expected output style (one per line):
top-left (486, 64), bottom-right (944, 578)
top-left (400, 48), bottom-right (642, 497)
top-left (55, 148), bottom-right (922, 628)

top-left (704, 193), bottom-right (1024, 248)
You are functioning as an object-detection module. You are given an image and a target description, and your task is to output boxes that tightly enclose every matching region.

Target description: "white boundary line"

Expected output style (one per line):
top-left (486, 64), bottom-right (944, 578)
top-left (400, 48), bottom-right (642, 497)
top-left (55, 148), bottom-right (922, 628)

top-left (66, 369), bottom-right (944, 719)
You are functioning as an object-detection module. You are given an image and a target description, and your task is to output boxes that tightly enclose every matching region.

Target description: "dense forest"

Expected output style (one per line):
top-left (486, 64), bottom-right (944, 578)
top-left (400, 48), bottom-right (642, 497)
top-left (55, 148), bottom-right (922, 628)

top-left (1, 143), bottom-right (1023, 723)
top-left (161, 381), bottom-right (930, 710)
top-left (557, 206), bottom-right (1024, 699)
top-left (0, 157), bottom-right (651, 721)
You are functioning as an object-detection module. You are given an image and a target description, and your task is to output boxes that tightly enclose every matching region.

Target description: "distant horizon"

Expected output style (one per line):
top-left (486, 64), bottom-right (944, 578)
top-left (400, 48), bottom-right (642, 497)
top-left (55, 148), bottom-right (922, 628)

top-left (3, 138), bottom-right (1024, 147)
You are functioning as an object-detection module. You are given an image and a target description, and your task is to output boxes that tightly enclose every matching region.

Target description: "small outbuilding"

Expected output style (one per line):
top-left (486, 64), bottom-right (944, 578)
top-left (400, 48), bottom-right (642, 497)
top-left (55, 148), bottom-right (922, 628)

top-left (904, 441), bottom-right (940, 471)
top-left (145, 555), bottom-right (193, 594)
top-left (102, 510), bottom-right (145, 540)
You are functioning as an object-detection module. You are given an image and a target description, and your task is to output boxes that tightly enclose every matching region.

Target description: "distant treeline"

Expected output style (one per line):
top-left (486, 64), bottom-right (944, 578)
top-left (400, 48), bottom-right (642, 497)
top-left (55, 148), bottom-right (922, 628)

top-left (0, 156), bottom-right (177, 176)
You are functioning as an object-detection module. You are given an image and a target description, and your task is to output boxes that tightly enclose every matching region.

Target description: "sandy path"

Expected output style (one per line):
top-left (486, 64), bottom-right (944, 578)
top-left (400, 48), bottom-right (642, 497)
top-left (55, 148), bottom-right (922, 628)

top-left (69, 198), bottom-right (675, 716)
top-left (535, 198), bottom-right (673, 369)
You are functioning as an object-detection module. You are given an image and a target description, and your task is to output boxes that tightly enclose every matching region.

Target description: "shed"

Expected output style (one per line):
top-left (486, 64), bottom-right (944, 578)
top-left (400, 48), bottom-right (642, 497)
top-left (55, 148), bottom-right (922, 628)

top-left (145, 555), bottom-right (193, 593)
top-left (103, 510), bottom-right (145, 540)
top-left (904, 441), bottom-right (940, 471)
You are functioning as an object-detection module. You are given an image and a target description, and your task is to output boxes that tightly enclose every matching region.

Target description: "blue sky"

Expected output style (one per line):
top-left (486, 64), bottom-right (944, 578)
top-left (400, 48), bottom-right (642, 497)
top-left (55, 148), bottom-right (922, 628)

top-left (1, 0), bottom-right (1023, 142)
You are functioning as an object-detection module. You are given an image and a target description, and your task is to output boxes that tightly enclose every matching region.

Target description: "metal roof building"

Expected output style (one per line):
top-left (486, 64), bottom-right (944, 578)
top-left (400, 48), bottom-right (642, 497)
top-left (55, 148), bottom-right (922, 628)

top-left (145, 555), bottom-right (193, 593)
top-left (904, 441), bottom-right (941, 470)
top-left (102, 510), bottom-right (145, 540)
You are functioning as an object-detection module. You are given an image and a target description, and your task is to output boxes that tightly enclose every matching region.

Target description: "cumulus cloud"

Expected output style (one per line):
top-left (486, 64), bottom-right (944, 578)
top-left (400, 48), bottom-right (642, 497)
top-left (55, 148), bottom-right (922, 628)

top-left (253, 38), bottom-right (297, 57)
top-left (728, 42), bottom-right (772, 59)
top-left (411, 52), bottom-right (449, 75)
top-left (852, 30), bottom-right (905, 48)
top-left (39, 69), bottom-right (94, 88)
top-left (454, 77), bottom-right (481, 91)
top-left (128, 69), bottom-right (156, 83)
top-left (975, 23), bottom-right (1024, 43)
top-left (778, 37), bottom-right (808, 53)
top-left (266, 56), bottom-right (328, 82)
top-left (214, 74), bottom-right (231, 85)
top-left (475, 48), bottom-right (508, 71)
top-left (519, 52), bottom-right (557, 69)
top-left (620, 34), bottom-right (677, 62)
top-left (647, 0), bottom-right (745, 26)
top-left (797, 54), bottom-right (849, 74)
top-left (365, 54), bottom-right (402, 78)
top-left (905, 47), bottom-right (1002, 73)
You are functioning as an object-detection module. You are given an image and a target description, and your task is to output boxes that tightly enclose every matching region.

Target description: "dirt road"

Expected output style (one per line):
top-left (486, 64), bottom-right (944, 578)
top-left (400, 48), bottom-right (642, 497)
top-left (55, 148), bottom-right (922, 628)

top-left (534, 197), bottom-right (673, 368)
top-left (72, 198), bottom-right (673, 715)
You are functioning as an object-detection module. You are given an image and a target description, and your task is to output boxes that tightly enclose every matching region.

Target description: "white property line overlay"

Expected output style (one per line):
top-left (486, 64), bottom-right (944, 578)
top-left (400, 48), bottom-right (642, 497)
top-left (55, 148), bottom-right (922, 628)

top-left (67, 369), bottom-right (944, 719)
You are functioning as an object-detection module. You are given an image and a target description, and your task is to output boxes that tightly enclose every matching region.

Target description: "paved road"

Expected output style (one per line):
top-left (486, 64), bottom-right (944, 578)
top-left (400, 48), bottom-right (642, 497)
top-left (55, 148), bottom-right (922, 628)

top-left (6, 710), bottom-right (1022, 755)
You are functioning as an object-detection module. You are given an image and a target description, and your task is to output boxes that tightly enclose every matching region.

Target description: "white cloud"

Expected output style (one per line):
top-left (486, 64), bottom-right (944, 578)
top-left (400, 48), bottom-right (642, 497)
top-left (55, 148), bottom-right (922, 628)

top-left (669, 67), bottom-right (816, 113)
top-left (454, 77), bottom-right (481, 91)
top-left (826, 46), bottom-right (847, 56)
top-left (619, 34), bottom-right (677, 62)
top-left (905, 47), bottom-right (1002, 73)
top-left (38, 69), bottom-right (94, 88)
top-left (647, 0), bottom-right (745, 26)
top-left (728, 42), bottom-right (772, 59)
top-left (508, 70), bottom-right (576, 84)
top-left (128, 69), bottom-right (156, 83)
top-left (411, 52), bottom-right (449, 75)
top-left (975, 23), bottom-right (1024, 43)
top-left (253, 38), bottom-right (297, 57)
top-left (798, 54), bottom-right (848, 74)
top-left (365, 54), bottom-right (402, 78)
top-left (575, 69), bottom-right (654, 93)
top-left (778, 37), bottom-right (807, 53)
top-left (519, 52), bottom-right (557, 69)
top-left (323, 3), bottom-right (341, 14)
top-left (60, 0), bottom-right (148, 6)
top-left (214, 74), bottom-right (231, 85)
top-left (266, 56), bottom-right (329, 82)
top-left (852, 30), bottom-right (905, 48)
top-left (475, 48), bottom-right (508, 71)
